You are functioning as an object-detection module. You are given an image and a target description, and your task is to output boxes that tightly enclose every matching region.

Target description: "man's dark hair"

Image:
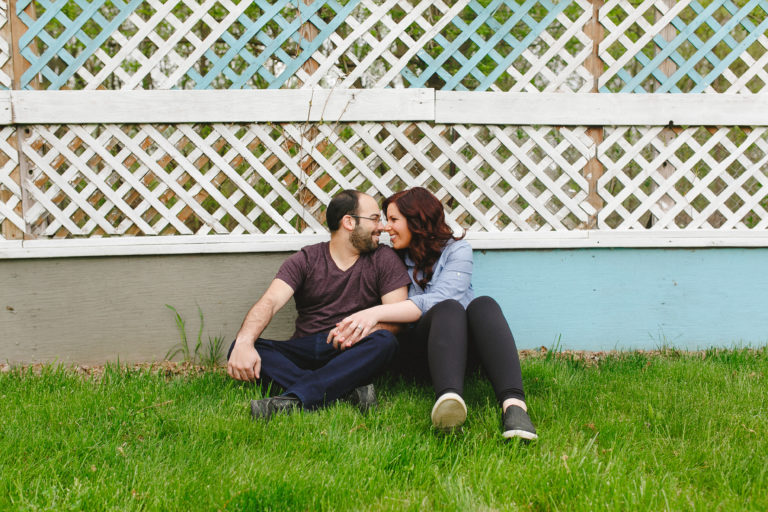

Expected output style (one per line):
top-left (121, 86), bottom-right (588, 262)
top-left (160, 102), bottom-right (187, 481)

top-left (326, 189), bottom-right (361, 232)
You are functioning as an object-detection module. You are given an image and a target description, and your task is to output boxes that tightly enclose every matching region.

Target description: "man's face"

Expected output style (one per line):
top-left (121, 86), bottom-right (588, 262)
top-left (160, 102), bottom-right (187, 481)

top-left (349, 195), bottom-right (384, 253)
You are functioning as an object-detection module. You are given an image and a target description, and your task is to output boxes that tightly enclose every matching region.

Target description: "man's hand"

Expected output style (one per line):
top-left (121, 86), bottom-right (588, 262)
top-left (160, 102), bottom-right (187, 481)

top-left (227, 340), bottom-right (262, 381)
top-left (227, 278), bottom-right (294, 381)
top-left (327, 308), bottom-right (380, 350)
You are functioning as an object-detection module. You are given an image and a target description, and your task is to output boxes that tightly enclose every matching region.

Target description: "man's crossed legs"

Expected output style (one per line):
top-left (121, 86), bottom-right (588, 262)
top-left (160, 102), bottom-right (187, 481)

top-left (227, 330), bottom-right (398, 418)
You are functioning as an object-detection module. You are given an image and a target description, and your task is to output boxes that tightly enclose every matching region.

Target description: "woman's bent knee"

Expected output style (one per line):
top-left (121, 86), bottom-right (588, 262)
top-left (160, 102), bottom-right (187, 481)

top-left (467, 296), bottom-right (501, 315)
top-left (431, 298), bottom-right (464, 315)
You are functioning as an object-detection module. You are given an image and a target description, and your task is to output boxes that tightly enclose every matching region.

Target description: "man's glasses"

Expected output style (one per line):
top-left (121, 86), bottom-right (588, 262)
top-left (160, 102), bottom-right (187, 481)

top-left (348, 214), bottom-right (382, 224)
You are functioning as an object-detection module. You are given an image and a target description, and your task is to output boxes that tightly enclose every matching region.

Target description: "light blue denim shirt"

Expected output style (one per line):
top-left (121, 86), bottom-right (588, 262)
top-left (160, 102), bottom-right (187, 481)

top-left (405, 239), bottom-right (474, 314)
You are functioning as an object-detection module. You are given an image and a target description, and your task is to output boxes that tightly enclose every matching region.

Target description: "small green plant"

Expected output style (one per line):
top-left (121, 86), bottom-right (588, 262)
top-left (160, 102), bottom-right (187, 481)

top-left (201, 334), bottom-right (227, 368)
top-left (165, 304), bottom-right (225, 368)
top-left (544, 333), bottom-right (564, 361)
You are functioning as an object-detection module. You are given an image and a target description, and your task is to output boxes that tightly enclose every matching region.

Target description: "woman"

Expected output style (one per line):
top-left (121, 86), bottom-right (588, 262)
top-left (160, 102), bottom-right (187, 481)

top-left (330, 187), bottom-right (536, 440)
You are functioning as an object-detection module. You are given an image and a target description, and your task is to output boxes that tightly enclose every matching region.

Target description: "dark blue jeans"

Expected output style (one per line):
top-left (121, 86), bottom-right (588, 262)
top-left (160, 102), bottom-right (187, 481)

top-left (228, 329), bottom-right (398, 409)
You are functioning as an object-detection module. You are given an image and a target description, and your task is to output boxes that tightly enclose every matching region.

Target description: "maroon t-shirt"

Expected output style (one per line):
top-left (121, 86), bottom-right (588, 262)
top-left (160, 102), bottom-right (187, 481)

top-left (275, 242), bottom-right (411, 338)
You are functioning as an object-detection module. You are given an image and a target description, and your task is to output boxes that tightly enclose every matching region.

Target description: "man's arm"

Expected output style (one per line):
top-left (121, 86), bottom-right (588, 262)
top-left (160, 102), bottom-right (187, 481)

top-left (227, 279), bottom-right (294, 381)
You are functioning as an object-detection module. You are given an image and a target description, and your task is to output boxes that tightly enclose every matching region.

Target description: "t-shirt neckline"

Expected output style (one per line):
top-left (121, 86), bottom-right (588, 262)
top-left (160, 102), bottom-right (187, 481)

top-left (326, 241), bottom-right (363, 273)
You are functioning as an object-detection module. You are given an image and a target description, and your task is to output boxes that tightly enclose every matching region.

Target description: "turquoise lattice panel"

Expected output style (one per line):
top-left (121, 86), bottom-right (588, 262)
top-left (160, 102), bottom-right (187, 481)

top-left (15, 0), bottom-right (362, 90)
top-left (17, 0), bottom-right (144, 90)
top-left (186, 0), bottom-right (360, 89)
top-left (13, 0), bottom-right (768, 91)
top-left (402, 0), bottom-right (594, 92)
top-left (600, 0), bottom-right (768, 93)
top-left (13, 0), bottom-right (596, 90)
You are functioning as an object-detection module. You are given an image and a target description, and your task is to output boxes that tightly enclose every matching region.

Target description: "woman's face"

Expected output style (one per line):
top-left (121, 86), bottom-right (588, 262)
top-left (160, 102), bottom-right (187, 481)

top-left (385, 203), bottom-right (412, 250)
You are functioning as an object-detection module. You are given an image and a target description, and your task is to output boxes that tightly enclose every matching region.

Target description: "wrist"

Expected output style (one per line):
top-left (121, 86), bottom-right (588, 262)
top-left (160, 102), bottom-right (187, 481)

top-left (234, 334), bottom-right (256, 348)
top-left (371, 306), bottom-right (384, 325)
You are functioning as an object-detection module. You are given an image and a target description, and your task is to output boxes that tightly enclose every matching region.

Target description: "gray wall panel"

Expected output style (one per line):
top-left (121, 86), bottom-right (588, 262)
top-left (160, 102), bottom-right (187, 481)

top-left (1, 253), bottom-right (296, 364)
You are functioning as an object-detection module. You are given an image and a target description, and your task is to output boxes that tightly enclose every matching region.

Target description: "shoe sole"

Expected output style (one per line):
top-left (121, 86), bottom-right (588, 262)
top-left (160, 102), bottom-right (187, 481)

top-left (250, 399), bottom-right (267, 420)
top-left (502, 429), bottom-right (538, 441)
top-left (354, 385), bottom-right (377, 413)
top-left (431, 393), bottom-right (467, 431)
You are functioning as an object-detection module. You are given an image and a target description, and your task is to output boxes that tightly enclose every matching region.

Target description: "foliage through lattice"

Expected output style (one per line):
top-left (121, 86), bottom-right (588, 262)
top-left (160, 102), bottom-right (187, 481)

top-left (5, 121), bottom-right (596, 238)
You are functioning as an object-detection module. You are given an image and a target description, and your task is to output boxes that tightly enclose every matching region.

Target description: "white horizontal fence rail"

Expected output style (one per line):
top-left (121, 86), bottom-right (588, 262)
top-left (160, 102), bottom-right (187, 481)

top-left (5, 230), bottom-right (768, 259)
top-left (2, 90), bottom-right (768, 125)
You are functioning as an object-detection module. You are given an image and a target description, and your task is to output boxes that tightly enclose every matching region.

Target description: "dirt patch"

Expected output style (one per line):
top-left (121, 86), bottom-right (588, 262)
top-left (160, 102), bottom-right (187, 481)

top-left (0, 360), bottom-right (221, 379)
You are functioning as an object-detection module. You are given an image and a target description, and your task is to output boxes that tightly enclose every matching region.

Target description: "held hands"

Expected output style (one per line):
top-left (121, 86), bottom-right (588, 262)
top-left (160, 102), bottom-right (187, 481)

top-left (226, 340), bottom-right (261, 381)
top-left (327, 309), bottom-right (380, 350)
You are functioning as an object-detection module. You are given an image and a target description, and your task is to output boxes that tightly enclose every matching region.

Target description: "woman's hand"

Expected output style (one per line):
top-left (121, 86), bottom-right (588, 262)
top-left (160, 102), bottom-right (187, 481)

top-left (327, 308), bottom-right (381, 350)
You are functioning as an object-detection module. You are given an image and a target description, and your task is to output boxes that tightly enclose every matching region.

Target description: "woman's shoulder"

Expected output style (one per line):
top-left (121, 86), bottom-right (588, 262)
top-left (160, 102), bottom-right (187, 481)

top-left (442, 239), bottom-right (473, 258)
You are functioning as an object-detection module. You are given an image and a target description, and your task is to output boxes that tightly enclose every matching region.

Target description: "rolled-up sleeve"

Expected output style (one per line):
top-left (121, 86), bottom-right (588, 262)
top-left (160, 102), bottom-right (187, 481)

top-left (409, 242), bottom-right (473, 313)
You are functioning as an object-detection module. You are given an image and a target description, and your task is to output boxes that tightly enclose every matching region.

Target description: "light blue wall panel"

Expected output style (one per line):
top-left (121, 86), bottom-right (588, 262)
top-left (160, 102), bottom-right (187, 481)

top-left (473, 248), bottom-right (768, 351)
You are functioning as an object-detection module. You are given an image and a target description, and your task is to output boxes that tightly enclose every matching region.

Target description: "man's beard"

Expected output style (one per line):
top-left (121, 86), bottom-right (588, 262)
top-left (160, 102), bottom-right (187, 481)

top-left (350, 224), bottom-right (378, 253)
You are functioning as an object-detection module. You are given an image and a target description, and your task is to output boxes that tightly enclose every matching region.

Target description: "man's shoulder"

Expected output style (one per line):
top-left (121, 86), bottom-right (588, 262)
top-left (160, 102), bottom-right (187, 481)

top-left (291, 241), bottom-right (328, 261)
top-left (368, 244), bottom-right (402, 264)
top-left (298, 241), bottom-right (328, 254)
top-left (278, 242), bottom-right (327, 280)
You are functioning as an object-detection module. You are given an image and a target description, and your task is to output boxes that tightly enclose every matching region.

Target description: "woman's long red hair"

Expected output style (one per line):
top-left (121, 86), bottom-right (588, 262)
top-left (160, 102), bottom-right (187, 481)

top-left (383, 187), bottom-right (462, 288)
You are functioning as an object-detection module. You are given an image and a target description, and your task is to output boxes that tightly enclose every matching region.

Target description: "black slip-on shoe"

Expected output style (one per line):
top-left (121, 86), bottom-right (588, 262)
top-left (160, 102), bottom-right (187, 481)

top-left (343, 383), bottom-right (378, 414)
top-left (502, 405), bottom-right (538, 441)
top-left (431, 392), bottom-right (467, 431)
top-left (250, 395), bottom-right (301, 421)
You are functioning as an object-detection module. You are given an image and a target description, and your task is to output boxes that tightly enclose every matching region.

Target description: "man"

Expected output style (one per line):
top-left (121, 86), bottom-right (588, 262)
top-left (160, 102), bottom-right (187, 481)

top-left (227, 189), bottom-right (410, 419)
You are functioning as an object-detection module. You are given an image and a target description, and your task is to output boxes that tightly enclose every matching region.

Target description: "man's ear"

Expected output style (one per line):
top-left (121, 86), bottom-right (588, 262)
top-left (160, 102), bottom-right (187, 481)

top-left (340, 214), bottom-right (356, 232)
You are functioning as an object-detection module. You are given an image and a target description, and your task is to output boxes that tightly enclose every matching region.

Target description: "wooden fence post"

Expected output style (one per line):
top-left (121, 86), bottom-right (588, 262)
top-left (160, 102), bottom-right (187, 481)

top-left (0, 4), bottom-right (21, 239)
top-left (5, 0), bottom-right (40, 239)
top-left (583, 0), bottom-right (604, 229)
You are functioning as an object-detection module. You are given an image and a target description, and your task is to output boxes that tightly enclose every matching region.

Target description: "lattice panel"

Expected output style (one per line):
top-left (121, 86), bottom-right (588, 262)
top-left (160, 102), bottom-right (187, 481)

top-left (0, 127), bottom-right (23, 239)
top-left (399, 0), bottom-right (594, 92)
top-left (14, 0), bottom-right (595, 91)
top-left (0, 0), bottom-right (12, 88)
top-left (17, 122), bottom-right (595, 237)
top-left (600, 0), bottom-right (768, 93)
top-left (597, 126), bottom-right (768, 230)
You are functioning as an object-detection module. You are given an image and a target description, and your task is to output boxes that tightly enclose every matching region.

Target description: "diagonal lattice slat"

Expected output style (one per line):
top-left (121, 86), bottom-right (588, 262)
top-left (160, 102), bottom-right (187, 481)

top-left (14, 0), bottom-right (595, 91)
top-left (600, 0), bottom-right (768, 93)
top-left (0, 1), bottom-right (11, 89)
top-left (0, 127), bottom-right (24, 237)
top-left (17, 122), bottom-right (595, 238)
top-left (597, 126), bottom-right (768, 230)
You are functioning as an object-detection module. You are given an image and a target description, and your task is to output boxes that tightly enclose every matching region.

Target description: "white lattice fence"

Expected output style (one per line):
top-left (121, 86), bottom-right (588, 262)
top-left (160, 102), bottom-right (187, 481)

top-left (598, 126), bottom-right (768, 229)
top-left (11, 121), bottom-right (595, 238)
top-left (7, 0), bottom-right (767, 93)
top-left (10, 0), bottom-right (596, 91)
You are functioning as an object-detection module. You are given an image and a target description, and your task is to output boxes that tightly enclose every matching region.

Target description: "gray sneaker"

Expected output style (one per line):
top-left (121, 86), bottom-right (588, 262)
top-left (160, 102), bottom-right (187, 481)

top-left (342, 383), bottom-right (378, 413)
top-left (250, 395), bottom-right (301, 421)
top-left (502, 406), bottom-right (538, 441)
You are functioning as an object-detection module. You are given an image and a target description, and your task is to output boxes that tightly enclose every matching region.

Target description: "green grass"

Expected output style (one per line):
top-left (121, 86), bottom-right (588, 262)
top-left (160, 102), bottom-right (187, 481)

top-left (1, 349), bottom-right (767, 511)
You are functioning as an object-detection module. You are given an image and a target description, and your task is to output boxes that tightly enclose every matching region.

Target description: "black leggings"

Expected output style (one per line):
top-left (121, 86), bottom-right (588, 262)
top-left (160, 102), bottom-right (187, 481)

top-left (394, 296), bottom-right (525, 406)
